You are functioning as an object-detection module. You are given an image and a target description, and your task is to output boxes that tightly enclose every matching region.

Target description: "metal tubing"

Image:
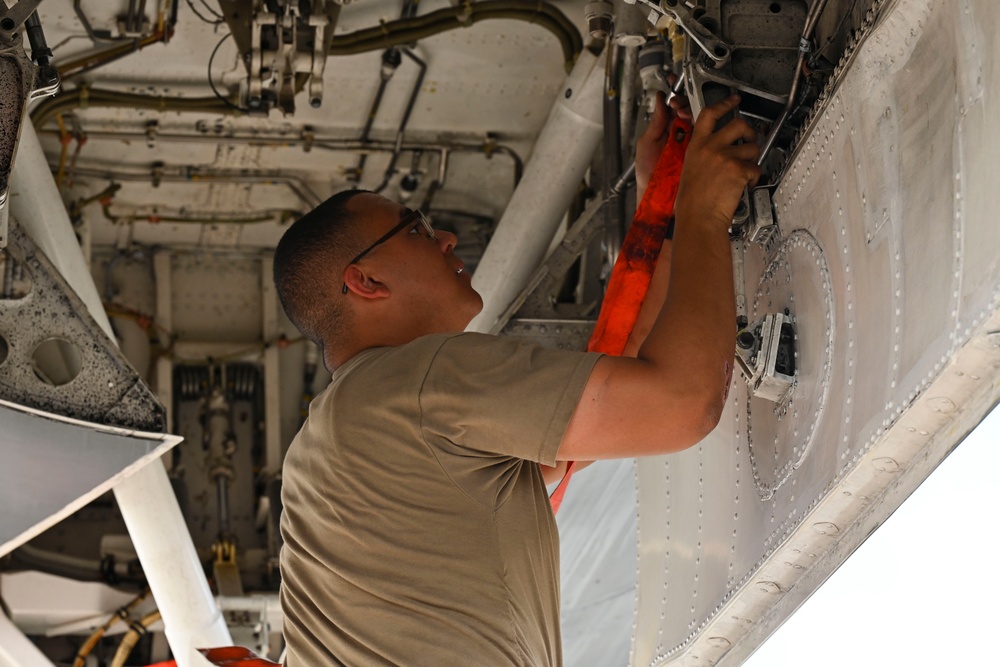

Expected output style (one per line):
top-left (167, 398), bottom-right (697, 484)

top-left (757, 0), bottom-right (831, 167)
top-left (619, 45), bottom-right (639, 164)
top-left (36, 127), bottom-right (522, 162)
top-left (39, 129), bottom-right (524, 197)
top-left (603, 42), bottom-right (626, 268)
top-left (68, 165), bottom-right (323, 210)
top-left (352, 72), bottom-right (392, 181)
top-left (374, 48), bottom-right (427, 194)
top-left (466, 49), bottom-right (605, 333)
top-left (327, 0), bottom-right (582, 69)
top-left (215, 475), bottom-right (230, 536)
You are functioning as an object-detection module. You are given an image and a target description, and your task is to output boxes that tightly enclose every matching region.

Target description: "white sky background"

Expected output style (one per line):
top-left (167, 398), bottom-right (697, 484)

top-left (742, 402), bottom-right (1000, 666)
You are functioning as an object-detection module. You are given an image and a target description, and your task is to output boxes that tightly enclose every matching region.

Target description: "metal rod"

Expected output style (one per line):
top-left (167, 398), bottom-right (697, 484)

top-left (216, 475), bottom-right (230, 536)
top-left (757, 0), bottom-right (831, 168)
top-left (36, 127), bottom-right (523, 164)
top-left (67, 165), bottom-right (324, 209)
top-left (374, 48), bottom-right (428, 194)
top-left (603, 40), bottom-right (625, 268)
top-left (352, 71), bottom-right (392, 182)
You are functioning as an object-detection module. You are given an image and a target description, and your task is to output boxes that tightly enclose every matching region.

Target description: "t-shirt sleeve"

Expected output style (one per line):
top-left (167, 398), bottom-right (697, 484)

top-left (418, 333), bottom-right (602, 466)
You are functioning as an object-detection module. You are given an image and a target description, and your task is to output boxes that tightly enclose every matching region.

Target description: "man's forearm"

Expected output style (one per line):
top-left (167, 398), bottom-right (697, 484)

top-left (637, 212), bottom-right (735, 416)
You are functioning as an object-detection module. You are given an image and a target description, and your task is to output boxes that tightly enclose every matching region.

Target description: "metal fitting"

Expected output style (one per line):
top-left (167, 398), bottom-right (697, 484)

top-left (585, 1), bottom-right (615, 41)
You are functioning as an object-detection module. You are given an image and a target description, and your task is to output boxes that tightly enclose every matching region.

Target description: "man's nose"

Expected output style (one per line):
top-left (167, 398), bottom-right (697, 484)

top-left (436, 229), bottom-right (458, 253)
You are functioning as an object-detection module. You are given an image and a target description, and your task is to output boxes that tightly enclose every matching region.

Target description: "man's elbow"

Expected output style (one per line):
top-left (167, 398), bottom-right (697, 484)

top-left (672, 389), bottom-right (726, 452)
top-left (700, 393), bottom-right (726, 438)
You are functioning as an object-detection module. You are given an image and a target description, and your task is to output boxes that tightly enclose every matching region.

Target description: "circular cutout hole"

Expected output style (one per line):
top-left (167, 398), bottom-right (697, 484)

top-left (769, 2), bottom-right (782, 13)
top-left (31, 337), bottom-right (82, 386)
top-left (0, 334), bottom-right (8, 366)
top-left (714, 44), bottom-right (730, 59)
top-left (0, 18), bottom-right (16, 32)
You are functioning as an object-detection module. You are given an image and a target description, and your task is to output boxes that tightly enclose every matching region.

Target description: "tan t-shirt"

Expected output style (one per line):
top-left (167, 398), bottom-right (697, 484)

top-left (280, 333), bottom-right (601, 667)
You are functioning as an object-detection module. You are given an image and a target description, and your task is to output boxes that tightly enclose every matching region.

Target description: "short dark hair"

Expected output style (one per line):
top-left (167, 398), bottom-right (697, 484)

top-left (273, 189), bottom-right (368, 348)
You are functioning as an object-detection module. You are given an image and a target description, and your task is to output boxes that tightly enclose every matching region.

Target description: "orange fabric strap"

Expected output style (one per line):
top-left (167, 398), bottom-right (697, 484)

top-left (548, 461), bottom-right (576, 515)
top-left (550, 118), bottom-right (692, 514)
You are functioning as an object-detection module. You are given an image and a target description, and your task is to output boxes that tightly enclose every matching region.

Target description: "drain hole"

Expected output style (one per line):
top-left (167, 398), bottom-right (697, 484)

top-left (769, 2), bottom-right (782, 12)
top-left (31, 338), bottom-right (82, 386)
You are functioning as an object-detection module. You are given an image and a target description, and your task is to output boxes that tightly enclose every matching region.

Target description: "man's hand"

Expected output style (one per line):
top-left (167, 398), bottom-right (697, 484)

top-left (557, 95), bottom-right (759, 462)
top-left (674, 95), bottom-right (760, 230)
top-left (635, 83), bottom-right (693, 199)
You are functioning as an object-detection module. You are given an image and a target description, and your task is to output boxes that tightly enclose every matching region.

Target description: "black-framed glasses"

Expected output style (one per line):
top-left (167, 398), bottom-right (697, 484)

top-left (341, 209), bottom-right (437, 294)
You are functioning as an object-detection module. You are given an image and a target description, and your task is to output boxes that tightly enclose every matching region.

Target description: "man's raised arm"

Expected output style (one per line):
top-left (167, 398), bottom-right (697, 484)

top-left (558, 95), bottom-right (759, 461)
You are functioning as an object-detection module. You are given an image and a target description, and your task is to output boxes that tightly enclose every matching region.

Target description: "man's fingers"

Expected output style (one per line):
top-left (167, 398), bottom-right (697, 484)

top-left (692, 94), bottom-right (741, 137)
top-left (730, 141), bottom-right (761, 163)
top-left (710, 115), bottom-right (757, 148)
top-left (668, 94), bottom-right (693, 122)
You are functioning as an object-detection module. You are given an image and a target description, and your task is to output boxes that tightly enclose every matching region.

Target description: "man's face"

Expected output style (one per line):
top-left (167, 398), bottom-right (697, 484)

top-left (345, 193), bottom-right (483, 333)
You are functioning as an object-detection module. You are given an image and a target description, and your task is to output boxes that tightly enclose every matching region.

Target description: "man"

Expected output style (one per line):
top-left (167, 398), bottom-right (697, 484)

top-left (274, 94), bottom-right (759, 666)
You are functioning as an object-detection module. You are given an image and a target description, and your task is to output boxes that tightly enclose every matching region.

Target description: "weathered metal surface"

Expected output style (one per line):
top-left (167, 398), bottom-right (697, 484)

top-left (0, 221), bottom-right (164, 430)
top-left (633, 0), bottom-right (1000, 664)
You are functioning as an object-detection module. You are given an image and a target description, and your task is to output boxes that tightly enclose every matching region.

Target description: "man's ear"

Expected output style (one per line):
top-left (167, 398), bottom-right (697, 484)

top-left (343, 264), bottom-right (391, 299)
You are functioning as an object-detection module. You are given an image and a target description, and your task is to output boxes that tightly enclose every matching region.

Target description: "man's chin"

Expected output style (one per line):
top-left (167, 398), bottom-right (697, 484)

top-left (459, 293), bottom-right (484, 329)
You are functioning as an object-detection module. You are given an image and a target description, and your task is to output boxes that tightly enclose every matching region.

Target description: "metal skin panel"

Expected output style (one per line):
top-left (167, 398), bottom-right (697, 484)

top-left (0, 397), bottom-right (181, 557)
top-left (633, 0), bottom-right (1000, 664)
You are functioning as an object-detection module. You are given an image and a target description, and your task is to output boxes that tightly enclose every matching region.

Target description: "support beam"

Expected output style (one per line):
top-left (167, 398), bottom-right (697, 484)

top-left (114, 464), bottom-right (232, 667)
top-left (467, 48), bottom-right (605, 333)
top-left (0, 608), bottom-right (56, 667)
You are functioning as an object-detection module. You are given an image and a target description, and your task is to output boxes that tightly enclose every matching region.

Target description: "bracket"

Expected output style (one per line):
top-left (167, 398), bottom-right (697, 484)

top-left (736, 311), bottom-right (795, 403)
top-left (0, 220), bottom-right (165, 430)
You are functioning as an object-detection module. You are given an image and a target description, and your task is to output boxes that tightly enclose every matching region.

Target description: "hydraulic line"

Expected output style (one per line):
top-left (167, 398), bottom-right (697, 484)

top-left (353, 0), bottom-right (418, 183)
top-left (603, 42), bottom-right (625, 268)
top-left (30, 87), bottom-right (238, 131)
top-left (8, 544), bottom-right (145, 586)
top-left (374, 48), bottom-right (427, 194)
top-left (351, 51), bottom-right (397, 182)
top-left (38, 127), bottom-right (524, 201)
top-left (757, 0), bottom-right (831, 168)
top-left (110, 610), bottom-right (162, 667)
top-left (419, 148), bottom-right (449, 211)
top-left (73, 589), bottom-right (150, 667)
top-left (328, 0), bottom-right (582, 71)
top-left (31, 95), bottom-right (524, 184)
top-left (68, 164), bottom-right (322, 209)
top-left (59, 29), bottom-right (170, 79)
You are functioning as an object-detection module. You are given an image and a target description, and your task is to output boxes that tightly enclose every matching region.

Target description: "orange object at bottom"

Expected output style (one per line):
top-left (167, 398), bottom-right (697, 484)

top-left (198, 646), bottom-right (280, 666)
